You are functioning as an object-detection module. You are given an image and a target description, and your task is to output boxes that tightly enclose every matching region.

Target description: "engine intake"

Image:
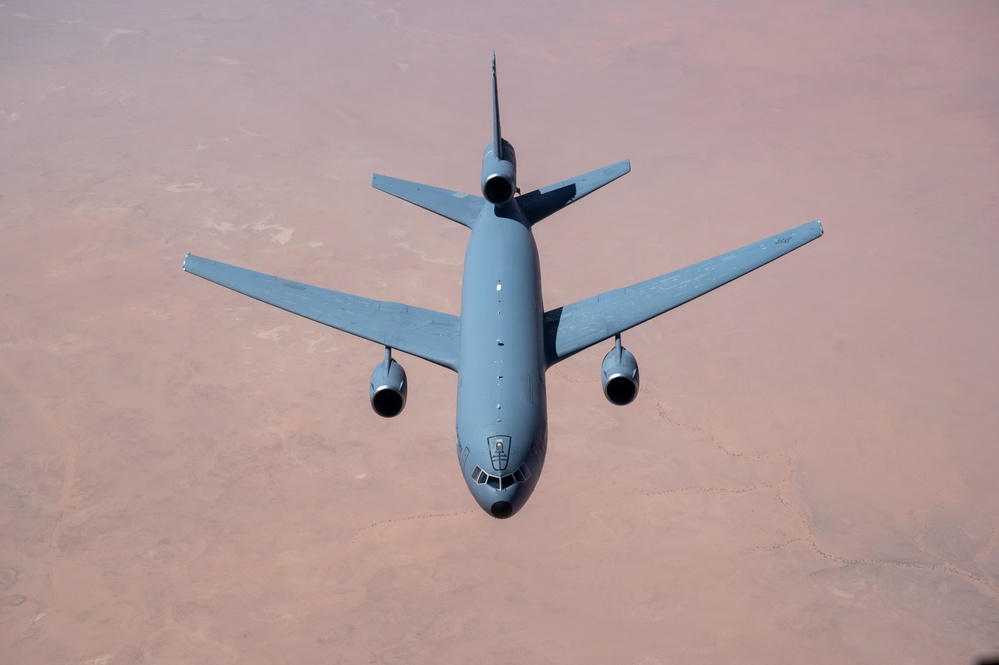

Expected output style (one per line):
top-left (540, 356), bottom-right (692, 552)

top-left (601, 335), bottom-right (639, 406)
top-left (369, 349), bottom-right (407, 417)
top-left (481, 140), bottom-right (517, 205)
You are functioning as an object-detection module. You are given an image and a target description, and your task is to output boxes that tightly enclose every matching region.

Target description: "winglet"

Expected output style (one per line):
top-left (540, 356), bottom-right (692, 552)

top-left (492, 51), bottom-right (502, 160)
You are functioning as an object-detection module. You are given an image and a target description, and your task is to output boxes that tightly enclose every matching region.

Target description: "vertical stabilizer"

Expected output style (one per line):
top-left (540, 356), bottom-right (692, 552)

top-left (492, 52), bottom-right (502, 160)
top-left (481, 52), bottom-right (517, 204)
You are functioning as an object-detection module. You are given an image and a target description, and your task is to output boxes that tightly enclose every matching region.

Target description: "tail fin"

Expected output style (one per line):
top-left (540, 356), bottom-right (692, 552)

top-left (492, 51), bottom-right (502, 160)
top-left (481, 53), bottom-right (517, 204)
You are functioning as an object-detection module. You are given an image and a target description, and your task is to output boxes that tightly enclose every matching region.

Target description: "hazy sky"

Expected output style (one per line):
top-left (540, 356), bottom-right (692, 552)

top-left (1, 1), bottom-right (997, 663)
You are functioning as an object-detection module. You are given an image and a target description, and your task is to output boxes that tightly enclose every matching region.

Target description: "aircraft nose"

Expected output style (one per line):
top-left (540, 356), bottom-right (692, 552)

top-left (490, 501), bottom-right (514, 519)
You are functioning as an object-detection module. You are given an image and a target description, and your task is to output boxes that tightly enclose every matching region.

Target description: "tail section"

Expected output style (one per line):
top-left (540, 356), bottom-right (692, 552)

top-left (516, 160), bottom-right (631, 226)
top-left (371, 174), bottom-right (483, 228)
top-left (374, 54), bottom-right (627, 223)
top-left (481, 53), bottom-right (518, 205)
top-left (492, 52), bottom-right (503, 160)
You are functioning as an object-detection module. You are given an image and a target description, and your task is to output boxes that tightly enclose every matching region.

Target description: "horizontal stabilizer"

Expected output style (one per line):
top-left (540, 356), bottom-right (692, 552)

top-left (183, 254), bottom-right (461, 371)
top-left (517, 159), bottom-right (631, 226)
top-left (544, 220), bottom-right (824, 366)
top-left (372, 174), bottom-right (483, 228)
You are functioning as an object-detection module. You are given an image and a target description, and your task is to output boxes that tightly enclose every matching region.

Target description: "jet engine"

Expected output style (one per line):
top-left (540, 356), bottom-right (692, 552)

top-left (369, 348), bottom-right (407, 417)
top-left (480, 140), bottom-right (517, 205)
top-left (601, 335), bottom-right (639, 406)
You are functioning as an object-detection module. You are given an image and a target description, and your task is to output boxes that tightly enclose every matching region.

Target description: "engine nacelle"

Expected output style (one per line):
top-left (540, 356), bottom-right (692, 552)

top-left (369, 350), bottom-right (407, 418)
top-left (481, 140), bottom-right (517, 205)
top-left (601, 336), bottom-right (639, 406)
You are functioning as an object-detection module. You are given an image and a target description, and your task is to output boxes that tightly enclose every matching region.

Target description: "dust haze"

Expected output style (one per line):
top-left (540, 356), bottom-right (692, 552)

top-left (1, 1), bottom-right (997, 663)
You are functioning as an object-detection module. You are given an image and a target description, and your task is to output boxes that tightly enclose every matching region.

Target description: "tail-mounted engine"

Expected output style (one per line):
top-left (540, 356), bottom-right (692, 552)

top-left (481, 140), bottom-right (517, 205)
top-left (601, 335), bottom-right (639, 406)
top-left (369, 348), bottom-right (407, 417)
top-left (481, 54), bottom-right (517, 205)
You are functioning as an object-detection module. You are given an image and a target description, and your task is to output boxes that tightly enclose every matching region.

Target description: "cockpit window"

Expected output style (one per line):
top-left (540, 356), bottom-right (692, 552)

top-left (471, 463), bottom-right (531, 489)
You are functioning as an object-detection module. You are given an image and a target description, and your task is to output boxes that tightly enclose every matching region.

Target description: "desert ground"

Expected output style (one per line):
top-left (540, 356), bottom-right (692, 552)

top-left (1, 1), bottom-right (997, 663)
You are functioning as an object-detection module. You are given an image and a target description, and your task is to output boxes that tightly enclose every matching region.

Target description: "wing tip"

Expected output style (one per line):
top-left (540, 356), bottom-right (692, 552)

top-left (608, 159), bottom-right (631, 175)
top-left (183, 253), bottom-right (201, 273)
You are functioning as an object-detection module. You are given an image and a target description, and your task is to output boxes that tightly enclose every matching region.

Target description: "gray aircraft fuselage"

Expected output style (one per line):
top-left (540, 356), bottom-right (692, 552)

top-left (457, 204), bottom-right (547, 518)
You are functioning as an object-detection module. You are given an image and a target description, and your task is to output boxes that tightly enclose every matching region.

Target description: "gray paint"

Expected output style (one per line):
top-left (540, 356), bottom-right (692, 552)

top-left (184, 57), bottom-right (823, 518)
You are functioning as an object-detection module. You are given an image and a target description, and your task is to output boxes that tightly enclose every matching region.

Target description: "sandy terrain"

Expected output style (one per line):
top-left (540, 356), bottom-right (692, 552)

top-left (1, 0), bottom-right (997, 663)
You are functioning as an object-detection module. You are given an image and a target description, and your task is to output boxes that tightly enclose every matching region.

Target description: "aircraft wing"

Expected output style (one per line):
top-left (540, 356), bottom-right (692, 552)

top-left (183, 254), bottom-right (461, 371)
top-left (372, 174), bottom-right (484, 229)
top-left (516, 159), bottom-right (631, 226)
top-left (543, 220), bottom-right (823, 366)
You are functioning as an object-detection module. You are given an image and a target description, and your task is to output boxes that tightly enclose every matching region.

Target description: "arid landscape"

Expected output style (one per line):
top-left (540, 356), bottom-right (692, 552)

top-left (1, 1), bottom-right (997, 663)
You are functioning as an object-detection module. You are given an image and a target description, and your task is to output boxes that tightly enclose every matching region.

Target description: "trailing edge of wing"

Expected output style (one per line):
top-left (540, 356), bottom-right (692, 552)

top-left (517, 159), bottom-right (631, 226)
top-left (544, 220), bottom-right (824, 366)
top-left (372, 174), bottom-right (484, 228)
top-left (183, 254), bottom-right (461, 371)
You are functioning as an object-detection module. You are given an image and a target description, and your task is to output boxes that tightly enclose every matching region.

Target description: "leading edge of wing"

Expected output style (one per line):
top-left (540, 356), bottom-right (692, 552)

top-left (544, 220), bottom-right (824, 366)
top-left (183, 255), bottom-right (460, 371)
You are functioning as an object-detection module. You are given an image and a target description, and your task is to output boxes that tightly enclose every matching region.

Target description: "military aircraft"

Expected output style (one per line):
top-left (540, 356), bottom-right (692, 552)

top-left (184, 54), bottom-right (822, 518)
